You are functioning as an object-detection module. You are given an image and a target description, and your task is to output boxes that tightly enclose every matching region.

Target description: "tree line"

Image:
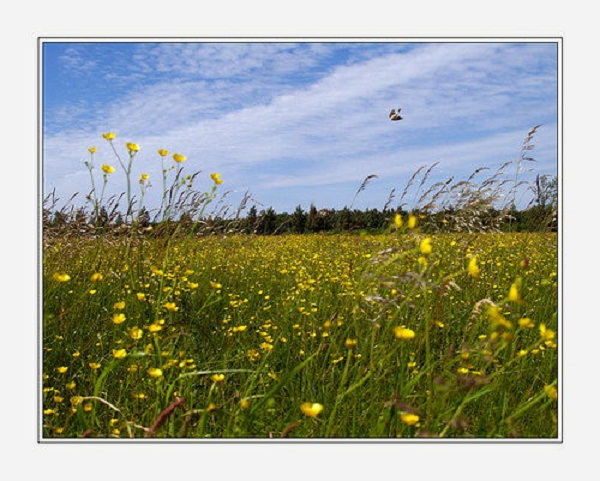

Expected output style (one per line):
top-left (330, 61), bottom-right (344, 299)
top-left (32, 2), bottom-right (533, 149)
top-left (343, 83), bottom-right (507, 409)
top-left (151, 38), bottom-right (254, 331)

top-left (44, 202), bottom-right (557, 236)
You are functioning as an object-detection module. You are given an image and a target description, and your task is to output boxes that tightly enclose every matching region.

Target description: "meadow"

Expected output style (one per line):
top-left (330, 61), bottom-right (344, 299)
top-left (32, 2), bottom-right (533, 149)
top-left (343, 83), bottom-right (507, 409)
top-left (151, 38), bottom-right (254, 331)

top-left (42, 228), bottom-right (558, 439)
top-left (41, 131), bottom-right (558, 439)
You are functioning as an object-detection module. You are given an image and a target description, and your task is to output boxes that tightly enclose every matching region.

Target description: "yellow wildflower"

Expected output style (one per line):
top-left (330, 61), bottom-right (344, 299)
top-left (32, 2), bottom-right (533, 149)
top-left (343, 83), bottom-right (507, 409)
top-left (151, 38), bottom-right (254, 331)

top-left (210, 173), bottom-right (224, 185)
top-left (172, 153), bottom-right (187, 163)
top-left (89, 362), bottom-right (101, 370)
top-left (113, 301), bottom-right (126, 310)
top-left (88, 147), bottom-right (97, 154)
top-left (345, 338), bottom-right (358, 349)
top-left (419, 237), bottom-right (433, 255)
top-left (102, 132), bottom-right (116, 141)
top-left (394, 213), bottom-right (403, 229)
top-left (539, 324), bottom-right (556, 342)
top-left (400, 413), bottom-right (420, 426)
top-left (147, 367), bottom-right (163, 378)
top-left (544, 384), bottom-right (558, 400)
top-left (101, 164), bottom-right (115, 174)
top-left (157, 149), bottom-right (169, 157)
top-left (56, 366), bottom-right (68, 374)
top-left (468, 256), bottom-right (480, 278)
top-left (508, 281), bottom-right (523, 304)
top-left (112, 313), bottom-right (126, 325)
top-left (163, 302), bottom-right (179, 311)
top-left (394, 326), bottom-right (416, 340)
top-left (112, 349), bottom-right (127, 359)
top-left (516, 317), bottom-right (534, 328)
top-left (163, 302), bottom-right (179, 312)
top-left (126, 142), bottom-right (140, 152)
top-left (300, 402), bottom-right (324, 417)
top-left (148, 323), bottom-right (163, 333)
top-left (129, 326), bottom-right (144, 340)
top-left (136, 292), bottom-right (146, 301)
top-left (407, 214), bottom-right (418, 229)
top-left (90, 272), bottom-right (103, 282)
top-left (211, 374), bottom-right (225, 383)
top-left (487, 305), bottom-right (512, 329)
top-left (53, 273), bottom-right (71, 282)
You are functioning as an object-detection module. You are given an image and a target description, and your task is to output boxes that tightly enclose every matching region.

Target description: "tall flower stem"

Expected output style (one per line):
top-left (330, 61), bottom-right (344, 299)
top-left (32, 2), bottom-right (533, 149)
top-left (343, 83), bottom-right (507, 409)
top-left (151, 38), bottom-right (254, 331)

top-left (103, 134), bottom-right (138, 222)
top-left (161, 156), bottom-right (167, 218)
top-left (156, 149), bottom-right (170, 221)
top-left (84, 151), bottom-right (99, 222)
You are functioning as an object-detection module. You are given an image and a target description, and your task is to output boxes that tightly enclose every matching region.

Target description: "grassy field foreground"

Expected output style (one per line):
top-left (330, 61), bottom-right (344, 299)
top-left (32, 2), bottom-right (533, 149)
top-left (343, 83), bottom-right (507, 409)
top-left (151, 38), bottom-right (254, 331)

top-left (42, 230), bottom-right (558, 439)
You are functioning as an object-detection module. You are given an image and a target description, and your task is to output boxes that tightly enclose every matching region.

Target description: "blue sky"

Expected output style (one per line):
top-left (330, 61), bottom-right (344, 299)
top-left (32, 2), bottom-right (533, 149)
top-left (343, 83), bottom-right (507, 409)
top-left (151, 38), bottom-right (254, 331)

top-left (42, 40), bottom-right (559, 215)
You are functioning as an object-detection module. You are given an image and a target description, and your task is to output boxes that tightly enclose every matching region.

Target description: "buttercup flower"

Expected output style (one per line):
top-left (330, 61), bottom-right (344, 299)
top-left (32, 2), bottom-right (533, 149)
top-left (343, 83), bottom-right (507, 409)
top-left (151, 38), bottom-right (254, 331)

top-left (394, 213), bottom-right (403, 229)
top-left (210, 173), bottom-right (224, 185)
top-left (394, 326), bottom-right (416, 340)
top-left (539, 324), bottom-right (556, 342)
top-left (211, 374), bottom-right (225, 382)
top-left (518, 317), bottom-right (535, 328)
top-left (112, 313), bottom-right (126, 325)
top-left (407, 214), bottom-right (418, 229)
top-left (147, 367), bottom-right (163, 378)
top-left (53, 273), bottom-right (71, 282)
top-left (101, 164), bottom-right (115, 174)
top-left (419, 237), bottom-right (433, 255)
top-left (468, 256), bottom-right (480, 278)
top-left (400, 413), bottom-right (420, 426)
top-left (300, 402), bottom-right (324, 417)
top-left (90, 272), bottom-right (104, 282)
top-left (544, 384), bottom-right (558, 400)
top-left (157, 149), bottom-right (169, 157)
top-left (88, 147), bottom-right (97, 154)
top-left (508, 282), bottom-right (523, 303)
top-left (126, 142), bottom-right (140, 152)
top-left (172, 153), bottom-right (187, 163)
top-left (102, 132), bottom-right (116, 140)
top-left (148, 322), bottom-right (163, 333)
top-left (163, 302), bottom-right (179, 312)
top-left (129, 326), bottom-right (144, 340)
top-left (112, 349), bottom-right (127, 359)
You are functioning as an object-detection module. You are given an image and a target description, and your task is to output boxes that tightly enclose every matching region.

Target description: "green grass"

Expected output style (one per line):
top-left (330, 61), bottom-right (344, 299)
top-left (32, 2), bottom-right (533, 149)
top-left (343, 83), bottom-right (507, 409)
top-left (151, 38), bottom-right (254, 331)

top-left (41, 230), bottom-right (558, 439)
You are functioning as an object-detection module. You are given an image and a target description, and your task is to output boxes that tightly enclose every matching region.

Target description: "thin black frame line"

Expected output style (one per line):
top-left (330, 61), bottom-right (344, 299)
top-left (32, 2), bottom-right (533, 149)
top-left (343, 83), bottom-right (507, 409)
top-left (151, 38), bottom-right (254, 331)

top-left (37, 38), bottom-right (562, 444)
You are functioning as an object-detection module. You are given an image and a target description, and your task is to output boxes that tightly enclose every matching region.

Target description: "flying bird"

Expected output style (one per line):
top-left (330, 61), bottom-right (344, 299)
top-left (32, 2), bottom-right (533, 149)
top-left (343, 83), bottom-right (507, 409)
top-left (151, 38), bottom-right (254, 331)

top-left (389, 108), bottom-right (403, 121)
